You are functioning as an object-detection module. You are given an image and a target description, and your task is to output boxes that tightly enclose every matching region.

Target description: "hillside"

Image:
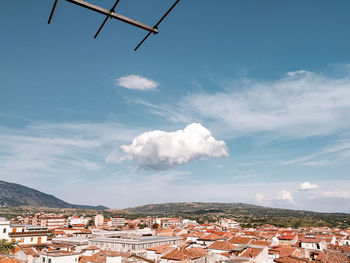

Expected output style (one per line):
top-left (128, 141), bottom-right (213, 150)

top-left (125, 202), bottom-right (350, 228)
top-left (126, 202), bottom-right (262, 213)
top-left (0, 180), bottom-right (108, 210)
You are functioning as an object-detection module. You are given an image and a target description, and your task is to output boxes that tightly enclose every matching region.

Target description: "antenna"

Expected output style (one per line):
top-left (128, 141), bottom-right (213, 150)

top-left (47, 0), bottom-right (181, 51)
top-left (134, 0), bottom-right (181, 51)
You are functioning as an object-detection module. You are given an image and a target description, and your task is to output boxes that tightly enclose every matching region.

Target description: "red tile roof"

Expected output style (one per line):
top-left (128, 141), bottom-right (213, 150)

top-left (274, 256), bottom-right (310, 263)
top-left (162, 247), bottom-right (206, 261)
top-left (299, 237), bottom-right (322, 243)
top-left (240, 248), bottom-right (263, 258)
top-left (229, 236), bottom-right (252, 245)
top-left (79, 250), bottom-right (129, 263)
top-left (269, 246), bottom-right (297, 257)
top-left (208, 241), bottom-right (236, 251)
top-left (279, 235), bottom-right (296, 240)
top-left (320, 251), bottom-right (350, 263)
top-left (250, 240), bottom-right (272, 247)
top-left (198, 233), bottom-right (222, 241)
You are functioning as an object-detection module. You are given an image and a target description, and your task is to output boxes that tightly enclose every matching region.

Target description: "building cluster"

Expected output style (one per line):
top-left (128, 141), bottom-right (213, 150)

top-left (0, 215), bottom-right (350, 263)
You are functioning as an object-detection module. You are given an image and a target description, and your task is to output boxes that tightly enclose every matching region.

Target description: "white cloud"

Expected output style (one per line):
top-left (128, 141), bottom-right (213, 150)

top-left (0, 122), bottom-right (139, 181)
top-left (116, 75), bottom-right (159, 90)
top-left (277, 190), bottom-right (295, 204)
top-left (256, 193), bottom-right (264, 203)
top-left (167, 69), bottom-right (350, 138)
top-left (284, 141), bottom-right (350, 167)
top-left (120, 123), bottom-right (228, 170)
top-left (322, 191), bottom-right (350, 199)
top-left (299, 182), bottom-right (319, 191)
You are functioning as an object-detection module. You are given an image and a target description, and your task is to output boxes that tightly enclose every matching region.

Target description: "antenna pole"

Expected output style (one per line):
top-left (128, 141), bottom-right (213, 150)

top-left (134, 0), bottom-right (180, 51)
top-left (48, 0), bottom-right (59, 24)
top-left (94, 0), bottom-right (121, 39)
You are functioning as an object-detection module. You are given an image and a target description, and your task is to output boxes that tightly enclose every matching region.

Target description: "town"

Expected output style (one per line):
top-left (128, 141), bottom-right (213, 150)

top-left (1, 212), bottom-right (349, 263)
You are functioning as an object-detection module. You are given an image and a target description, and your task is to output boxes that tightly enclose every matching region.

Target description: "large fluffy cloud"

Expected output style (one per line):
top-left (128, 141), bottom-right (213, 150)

top-left (115, 75), bottom-right (159, 90)
top-left (120, 123), bottom-right (228, 170)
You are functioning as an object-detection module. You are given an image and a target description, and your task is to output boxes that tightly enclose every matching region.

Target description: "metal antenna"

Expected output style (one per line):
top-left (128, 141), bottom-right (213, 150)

top-left (48, 0), bottom-right (59, 24)
top-left (134, 0), bottom-right (180, 51)
top-left (47, 0), bottom-right (180, 50)
top-left (94, 0), bottom-right (121, 39)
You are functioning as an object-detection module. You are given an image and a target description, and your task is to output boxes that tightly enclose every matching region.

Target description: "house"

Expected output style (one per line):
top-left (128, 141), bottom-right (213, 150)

top-left (229, 237), bottom-right (252, 246)
top-left (316, 250), bottom-right (350, 263)
top-left (208, 241), bottom-right (236, 253)
top-left (239, 247), bottom-right (268, 263)
top-left (8, 225), bottom-right (50, 245)
top-left (39, 251), bottom-right (80, 263)
top-left (274, 255), bottom-right (310, 263)
top-left (278, 235), bottom-right (298, 246)
top-left (269, 246), bottom-right (301, 261)
top-left (79, 250), bottom-right (130, 263)
top-left (0, 254), bottom-right (24, 263)
top-left (196, 233), bottom-right (223, 246)
top-left (146, 244), bottom-right (175, 262)
top-left (81, 245), bottom-right (100, 256)
top-left (161, 246), bottom-right (206, 263)
top-left (299, 237), bottom-right (327, 250)
top-left (249, 240), bottom-right (271, 248)
top-left (12, 246), bottom-right (39, 263)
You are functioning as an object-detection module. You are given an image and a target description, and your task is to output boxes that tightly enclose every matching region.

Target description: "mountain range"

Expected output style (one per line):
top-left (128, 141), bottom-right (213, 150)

top-left (0, 180), bottom-right (108, 210)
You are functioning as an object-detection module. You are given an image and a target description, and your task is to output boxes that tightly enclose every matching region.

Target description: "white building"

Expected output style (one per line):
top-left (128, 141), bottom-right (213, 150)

top-left (9, 224), bottom-right (49, 245)
top-left (0, 217), bottom-right (10, 240)
top-left (95, 214), bottom-right (104, 227)
top-left (68, 216), bottom-right (88, 226)
top-left (89, 235), bottom-right (183, 257)
top-left (111, 216), bottom-right (125, 227)
top-left (39, 251), bottom-right (79, 263)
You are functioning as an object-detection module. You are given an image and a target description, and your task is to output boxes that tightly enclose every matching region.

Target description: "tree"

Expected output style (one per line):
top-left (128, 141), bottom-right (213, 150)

top-left (86, 219), bottom-right (94, 228)
top-left (0, 239), bottom-right (18, 254)
top-left (152, 223), bottom-right (159, 229)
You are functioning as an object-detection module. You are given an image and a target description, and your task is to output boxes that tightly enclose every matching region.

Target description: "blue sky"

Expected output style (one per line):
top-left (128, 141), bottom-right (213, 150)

top-left (1, 0), bottom-right (350, 212)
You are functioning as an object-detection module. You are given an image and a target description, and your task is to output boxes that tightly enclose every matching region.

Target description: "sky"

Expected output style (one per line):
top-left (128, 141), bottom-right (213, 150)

top-left (1, 0), bottom-right (350, 212)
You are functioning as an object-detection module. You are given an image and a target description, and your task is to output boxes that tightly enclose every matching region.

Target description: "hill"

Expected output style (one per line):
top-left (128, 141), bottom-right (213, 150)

top-left (125, 202), bottom-right (350, 228)
top-left (0, 180), bottom-right (108, 210)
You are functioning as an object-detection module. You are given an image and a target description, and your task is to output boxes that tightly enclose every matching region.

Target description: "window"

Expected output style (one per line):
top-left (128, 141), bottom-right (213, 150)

top-left (2, 228), bottom-right (6, 233)
top-left (42, 258), bottom-right (46, 263)
top-left (48, 259), bottom-right (51, 263)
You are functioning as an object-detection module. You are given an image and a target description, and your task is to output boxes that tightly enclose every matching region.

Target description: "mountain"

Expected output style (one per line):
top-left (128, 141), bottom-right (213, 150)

top-left (125, 202), bottom-right (350, 228)
top-left (0, 180), bottom-right (108, 210)
top-left (126, 202), bottom-right (262, 214)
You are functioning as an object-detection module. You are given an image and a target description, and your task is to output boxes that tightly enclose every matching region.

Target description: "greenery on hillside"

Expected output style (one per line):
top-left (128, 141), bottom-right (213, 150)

top-left (125, 202), bottom-right (350, 229)
top-left (1, 201), bottom-right (349, 229)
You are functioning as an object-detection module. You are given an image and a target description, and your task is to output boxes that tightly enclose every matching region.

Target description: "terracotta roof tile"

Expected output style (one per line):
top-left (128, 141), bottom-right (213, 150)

top-left (320, 251), bottom-right (350, 263)
top-left (229, 236), bottom-right (252, 245)
top-left (198, 233), bottom-right (222, 241)
top-left (208, 241), bottom-right (236, 251)
top-left (274, 256), bottom-right (310, 263)
top-left (162, 247), bottom-right (206, 261)
top-left (240, 248), bottom-right (263, 258)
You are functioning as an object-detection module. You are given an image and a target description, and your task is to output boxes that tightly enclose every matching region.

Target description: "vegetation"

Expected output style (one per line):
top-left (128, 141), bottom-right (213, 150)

top-left (125, 202), bottom-right (350, 229)
top-left (1, 201), bottom-right (349, 229)
top-left (0, 239), bottom-right (18, 254)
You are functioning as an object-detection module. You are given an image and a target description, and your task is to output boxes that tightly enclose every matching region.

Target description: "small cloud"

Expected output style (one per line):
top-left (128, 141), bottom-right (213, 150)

top-left (299, 182), bottom-right (319, 191)
top-left (277, 190), bottom-right (295, 204)
top-left (256, 193), bottom-right (264, 203)
top-left (120, 123), bottom-right (228, 170)
top-left (115, 75), bottom-right (159, 91)
top-left (322, 191), bottom-right (350, 199)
